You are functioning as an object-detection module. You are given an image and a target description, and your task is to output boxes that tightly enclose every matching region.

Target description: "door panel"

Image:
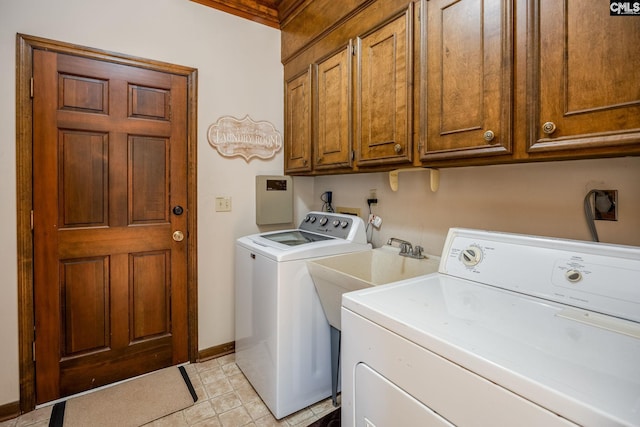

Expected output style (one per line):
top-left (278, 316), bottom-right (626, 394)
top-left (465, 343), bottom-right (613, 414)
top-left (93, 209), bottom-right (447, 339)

top-left (529, 0), bottom-right (640, 152)
top-left (284, 68), bottom-right (313, 173)
top-left (33, 49), bottom-right (188, 403)
top-left (356, 6), bottom-right (413, 165)
top-left (422, 0), bottom-right (512, 159)
top-left (315, 45), bottom-right (352, 169)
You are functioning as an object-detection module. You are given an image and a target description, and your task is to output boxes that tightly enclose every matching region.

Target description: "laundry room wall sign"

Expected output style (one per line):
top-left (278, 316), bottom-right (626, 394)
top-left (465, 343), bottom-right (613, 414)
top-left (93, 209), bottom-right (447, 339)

top-left (207, 115), bottom-right (282, 161)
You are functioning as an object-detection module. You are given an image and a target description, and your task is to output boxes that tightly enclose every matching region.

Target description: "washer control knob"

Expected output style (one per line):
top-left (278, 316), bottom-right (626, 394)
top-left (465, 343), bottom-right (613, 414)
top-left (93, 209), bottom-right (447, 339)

top-left (332, 220), bottom-right (341, 227)
top-left (320, 217), bottom-right (328, 226)
top-left (340, 221), bottom-right (349, 228)
top-left (304, 215), bottom-right (311, 222)
top-left (461, 246), bottom-right (483, 267)
top-left (565, 269), bottom-right (582, 283)
top-left (309, 216), bottom-right (317, 223)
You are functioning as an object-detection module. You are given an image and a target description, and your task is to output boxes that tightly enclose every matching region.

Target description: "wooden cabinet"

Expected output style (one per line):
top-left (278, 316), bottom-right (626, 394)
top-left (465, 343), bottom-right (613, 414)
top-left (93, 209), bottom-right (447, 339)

top-left (284, 67), bottom-right (312, 173)
top-left (284, 1), bottom-right (415, 174)
top-left (314, 45), bottom-right (353, 169)
top-left (282, 0), bottom-right (640, 176)
top-left (356, 5), bottom-right (414, 166)
top-left (526, 0), bottom-right (640, 156)
top-left (420, 0), bottom-right (512, 160)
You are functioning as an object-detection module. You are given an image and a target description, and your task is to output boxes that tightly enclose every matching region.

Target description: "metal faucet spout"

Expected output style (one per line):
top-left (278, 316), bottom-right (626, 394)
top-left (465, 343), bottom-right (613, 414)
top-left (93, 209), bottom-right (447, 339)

top-left (387, 237), bottom-right (412, 247)
top-left (387, 237), bottom-right (413, 256)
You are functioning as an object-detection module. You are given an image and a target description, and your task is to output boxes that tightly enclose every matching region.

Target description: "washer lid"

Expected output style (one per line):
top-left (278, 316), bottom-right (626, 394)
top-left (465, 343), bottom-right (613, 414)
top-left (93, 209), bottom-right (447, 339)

top-left (260, 229), bottom-right (333, 247)
top-left (343, 275), bottom-right (640, 427)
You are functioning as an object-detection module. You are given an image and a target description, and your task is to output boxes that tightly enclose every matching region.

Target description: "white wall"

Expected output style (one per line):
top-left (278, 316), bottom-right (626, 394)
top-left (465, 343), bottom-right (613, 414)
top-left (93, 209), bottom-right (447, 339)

top-left (0, 0), bottom-right (285, 406)
top-left (2, 0), bottom-right (640, 411)
top-left (312, 157), bottom-right (640, 254)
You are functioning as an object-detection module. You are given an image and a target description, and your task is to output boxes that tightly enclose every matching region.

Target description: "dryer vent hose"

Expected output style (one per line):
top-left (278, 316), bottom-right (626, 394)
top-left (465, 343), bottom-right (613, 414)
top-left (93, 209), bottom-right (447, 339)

top-left (583, 189), bottom-right (601, 242)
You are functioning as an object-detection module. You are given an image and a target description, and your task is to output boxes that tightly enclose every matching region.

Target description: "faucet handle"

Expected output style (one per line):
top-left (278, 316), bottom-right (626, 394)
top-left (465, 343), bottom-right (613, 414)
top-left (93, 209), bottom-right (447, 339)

top-left (399, 242), bottom-right (412, 254)
top-left (412, 245), bottom-right (425, 259)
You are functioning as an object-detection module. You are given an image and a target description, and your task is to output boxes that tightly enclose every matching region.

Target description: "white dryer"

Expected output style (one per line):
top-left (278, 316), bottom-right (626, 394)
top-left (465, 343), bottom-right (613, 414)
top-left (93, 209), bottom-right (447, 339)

top-left (235, 212), bottom-right (370, 419)
top-left (342, 228), bottom-right (640, 427)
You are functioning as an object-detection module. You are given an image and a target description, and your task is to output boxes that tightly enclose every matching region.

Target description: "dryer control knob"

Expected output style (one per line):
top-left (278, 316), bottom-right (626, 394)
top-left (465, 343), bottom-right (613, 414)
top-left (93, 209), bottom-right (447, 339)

top-left (309, 216), bottom-right (317, 223)
top-left (340, 221), bottom-right (349, 228)
top-left (565, 269), bottom-right (582, 283)
top-left (332, 220), bottom-right (341, 227)
top-left (461, 246), bottom-right (483, 267)
top-left (320, 217), bottom-right (328, 226)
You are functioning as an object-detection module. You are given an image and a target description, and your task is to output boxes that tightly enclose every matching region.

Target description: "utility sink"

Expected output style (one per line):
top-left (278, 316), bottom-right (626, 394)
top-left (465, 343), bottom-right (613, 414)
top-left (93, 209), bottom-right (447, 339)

top-left (308, 246), bottom-right (440, 330)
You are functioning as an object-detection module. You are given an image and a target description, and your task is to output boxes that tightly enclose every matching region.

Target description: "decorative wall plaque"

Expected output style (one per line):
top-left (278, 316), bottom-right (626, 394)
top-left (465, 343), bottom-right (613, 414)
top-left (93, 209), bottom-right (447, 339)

top-left (207, 115), bottom-right (282, 161)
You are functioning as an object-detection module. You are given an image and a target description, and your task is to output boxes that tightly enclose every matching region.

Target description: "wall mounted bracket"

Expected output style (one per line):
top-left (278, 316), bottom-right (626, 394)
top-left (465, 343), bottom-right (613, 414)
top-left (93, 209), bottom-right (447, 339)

top-left (389, 168), bottom-right (440, 192)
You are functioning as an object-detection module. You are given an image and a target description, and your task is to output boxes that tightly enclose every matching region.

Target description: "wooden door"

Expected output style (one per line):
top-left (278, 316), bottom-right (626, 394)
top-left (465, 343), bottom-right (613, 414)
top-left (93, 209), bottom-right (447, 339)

top-left (356, 4), bottom-right (413, 166)
top-left (528, 0), bottom-right (640, 154)
top-left (284, 66), bottom-right (313, 173)
top-left (421, 0), bottom-right (512, 160)
top-left (33, 50), bottom-right (189, 403)
top-left (314, 44), bottom-right (353, 169)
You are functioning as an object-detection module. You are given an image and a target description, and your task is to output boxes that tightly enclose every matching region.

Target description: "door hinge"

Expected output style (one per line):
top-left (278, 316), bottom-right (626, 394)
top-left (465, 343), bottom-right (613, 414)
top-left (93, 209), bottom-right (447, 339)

top-left (30, 77), bottom-right (34, 98)
top-left (31, 210), bottom-right (34, 231)
top-left (351, 150), bottom-right (355, 161)
top-left (351, 44), bottom-right (357, 56)
top-left (33, 341), bottom-right (36, 362)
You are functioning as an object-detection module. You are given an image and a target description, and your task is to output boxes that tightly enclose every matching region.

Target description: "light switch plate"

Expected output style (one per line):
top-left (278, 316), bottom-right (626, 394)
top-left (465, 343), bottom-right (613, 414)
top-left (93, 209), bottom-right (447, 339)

top-left (215, 196), bottom-right (232, 212)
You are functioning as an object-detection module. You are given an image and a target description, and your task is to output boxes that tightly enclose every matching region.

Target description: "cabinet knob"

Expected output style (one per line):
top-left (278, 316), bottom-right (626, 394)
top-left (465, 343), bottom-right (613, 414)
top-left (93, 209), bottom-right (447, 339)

top-left (542, 121), bottom-right (557, 135)
top-left (483, 130), bottom-right (495, 142)
top-left (394, 144), bottom-right (402, 154)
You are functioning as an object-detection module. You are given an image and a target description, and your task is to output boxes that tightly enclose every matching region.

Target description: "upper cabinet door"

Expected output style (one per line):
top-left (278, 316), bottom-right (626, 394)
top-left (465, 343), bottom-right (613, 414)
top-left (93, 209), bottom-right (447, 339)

top-left (528, 0), bottom-right (640, 154)
top-left (356, 4), bottom-right (414, 166)
top-left (314, 44), bottom-right (353, 170)
top-left (284, 66), bottom-right (313, 173)
top-left (421, 0), bottom-right (513, 160)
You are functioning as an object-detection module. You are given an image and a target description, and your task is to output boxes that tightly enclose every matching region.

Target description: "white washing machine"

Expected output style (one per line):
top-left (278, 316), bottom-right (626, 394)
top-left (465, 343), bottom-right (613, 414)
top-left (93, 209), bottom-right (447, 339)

top-left (235, 212), bottom-right (370, 419)
top-left (342, 228), bottom-right (640, 427)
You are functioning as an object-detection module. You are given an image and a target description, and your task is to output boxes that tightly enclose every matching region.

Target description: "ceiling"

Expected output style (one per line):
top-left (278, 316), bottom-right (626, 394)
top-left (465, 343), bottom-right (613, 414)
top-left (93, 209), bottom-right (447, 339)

top-left (190, 0), bottom-right (303, 29)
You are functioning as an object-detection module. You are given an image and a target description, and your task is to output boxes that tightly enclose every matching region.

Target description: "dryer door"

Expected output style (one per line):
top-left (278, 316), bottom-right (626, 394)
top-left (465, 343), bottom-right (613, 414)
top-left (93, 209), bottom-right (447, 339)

top-left (355, 363), bottom-right (454, 426)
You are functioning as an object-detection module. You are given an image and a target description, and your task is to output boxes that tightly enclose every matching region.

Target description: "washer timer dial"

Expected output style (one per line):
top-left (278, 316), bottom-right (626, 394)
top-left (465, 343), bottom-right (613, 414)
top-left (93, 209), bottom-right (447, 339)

top-left (460, 245), bottom-right (483, 267)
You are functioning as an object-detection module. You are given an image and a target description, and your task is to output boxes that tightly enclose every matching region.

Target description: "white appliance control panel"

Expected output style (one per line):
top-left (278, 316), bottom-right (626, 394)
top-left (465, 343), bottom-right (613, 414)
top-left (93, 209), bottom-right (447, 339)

top-left (441, 228), bottom-right (640, 323)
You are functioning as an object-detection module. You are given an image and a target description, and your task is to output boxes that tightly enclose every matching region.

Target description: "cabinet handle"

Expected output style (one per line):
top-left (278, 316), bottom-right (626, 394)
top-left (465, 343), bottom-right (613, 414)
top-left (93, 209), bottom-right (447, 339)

top-left (394, 144), bottom-right (402, 154)
top-left (483, 130), bottom-right (495, 142)
top-left (542, 121), bottom-right (557, 135)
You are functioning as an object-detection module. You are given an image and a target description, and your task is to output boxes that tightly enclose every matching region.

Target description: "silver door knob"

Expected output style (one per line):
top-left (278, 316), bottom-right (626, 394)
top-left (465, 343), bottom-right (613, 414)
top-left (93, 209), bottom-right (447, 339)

top-left (172, 230), bottom-right (184, 242)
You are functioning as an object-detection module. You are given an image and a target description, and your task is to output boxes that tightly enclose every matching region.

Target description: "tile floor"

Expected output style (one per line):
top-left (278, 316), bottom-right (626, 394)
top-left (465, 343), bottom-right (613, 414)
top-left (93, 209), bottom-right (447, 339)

top-left (0, 353), bottom-right (338, 427)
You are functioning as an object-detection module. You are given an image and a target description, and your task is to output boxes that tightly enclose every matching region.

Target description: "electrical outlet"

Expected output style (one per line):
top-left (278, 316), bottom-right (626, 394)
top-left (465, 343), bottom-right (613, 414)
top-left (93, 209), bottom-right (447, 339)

top-left (215, 196), bottom-right (232, 212)
top-left (594, 190), bottom-right (617, 221)
top-left (367, 189), bottom-right (378, 205)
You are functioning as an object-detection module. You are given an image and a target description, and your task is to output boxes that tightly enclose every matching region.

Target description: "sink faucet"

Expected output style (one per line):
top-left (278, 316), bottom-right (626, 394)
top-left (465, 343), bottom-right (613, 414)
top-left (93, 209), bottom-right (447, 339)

top-left (387, 237), bottom-right (412, 253)
top-left (386, 237), bottom-right (426, 259)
